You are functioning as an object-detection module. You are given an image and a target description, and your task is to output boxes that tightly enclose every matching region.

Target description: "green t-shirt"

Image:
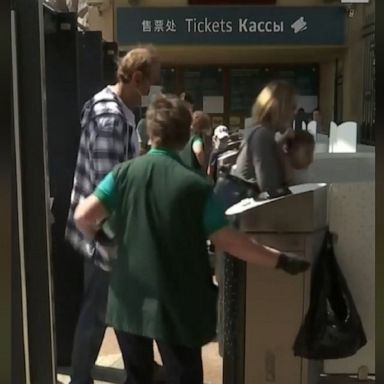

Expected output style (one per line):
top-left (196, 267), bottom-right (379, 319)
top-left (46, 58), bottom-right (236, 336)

top-left (93, 147), bottom-right (227, 347)
top-left (95, 169), bottom-right (226, 237)
top-left (179, 134), bottom-right (204, 173)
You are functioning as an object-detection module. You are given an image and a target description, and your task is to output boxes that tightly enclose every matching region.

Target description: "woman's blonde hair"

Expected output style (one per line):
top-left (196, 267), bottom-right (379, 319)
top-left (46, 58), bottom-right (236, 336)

top-left (252, 81), bottom-right (296, 129)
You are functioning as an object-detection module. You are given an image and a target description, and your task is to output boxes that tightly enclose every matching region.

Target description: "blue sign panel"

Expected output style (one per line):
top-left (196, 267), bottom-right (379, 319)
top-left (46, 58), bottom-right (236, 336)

top-left (117, 6), bottom-right (345, 46)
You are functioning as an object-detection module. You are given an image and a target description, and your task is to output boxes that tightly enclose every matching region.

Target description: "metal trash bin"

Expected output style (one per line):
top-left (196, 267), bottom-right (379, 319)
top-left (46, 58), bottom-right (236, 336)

top-left (222, 183), bottom-right (328, 384)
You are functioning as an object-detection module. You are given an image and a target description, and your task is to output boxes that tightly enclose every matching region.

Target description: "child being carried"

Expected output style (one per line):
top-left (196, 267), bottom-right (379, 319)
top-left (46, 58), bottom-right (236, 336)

top-left (282, 130), bottom-right (315, 185)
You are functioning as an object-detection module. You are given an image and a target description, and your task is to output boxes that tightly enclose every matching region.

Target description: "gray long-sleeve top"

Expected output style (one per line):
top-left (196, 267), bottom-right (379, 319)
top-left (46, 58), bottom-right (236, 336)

top-left (235, 125), bottom-right (286, 192)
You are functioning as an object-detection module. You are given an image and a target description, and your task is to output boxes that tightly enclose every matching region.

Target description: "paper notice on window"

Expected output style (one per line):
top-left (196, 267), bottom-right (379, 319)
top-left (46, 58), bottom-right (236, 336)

top-left (203, 96), bottom-right (224, 114)
top-left (142, 86), bottom-right (164, 107)
top-left (141, 95), bottom-right (150, 107)
top-left (149, 85), bottom-right (163, 102)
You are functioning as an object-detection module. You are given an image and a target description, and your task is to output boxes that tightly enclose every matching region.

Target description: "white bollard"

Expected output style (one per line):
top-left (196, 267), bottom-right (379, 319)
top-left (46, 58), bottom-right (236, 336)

top-left (329, 121), bottom-right (357, 153)
top-left (307, 121), bottom-right (317, 138)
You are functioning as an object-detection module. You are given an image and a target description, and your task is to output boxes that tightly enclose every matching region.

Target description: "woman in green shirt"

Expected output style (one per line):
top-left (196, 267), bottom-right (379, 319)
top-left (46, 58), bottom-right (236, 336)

top-left (74, 95), bottom-right (310, 384)
top-left (180, 110), bottom-right (212, 174)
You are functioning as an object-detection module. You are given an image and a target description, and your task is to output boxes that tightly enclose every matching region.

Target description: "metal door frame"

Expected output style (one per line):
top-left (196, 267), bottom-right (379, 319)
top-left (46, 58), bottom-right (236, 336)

top-left (11, 0), bottom-right (56, 382)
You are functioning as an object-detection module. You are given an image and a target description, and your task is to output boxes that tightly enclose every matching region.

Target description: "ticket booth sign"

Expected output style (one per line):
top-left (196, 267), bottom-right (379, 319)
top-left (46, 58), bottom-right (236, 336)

top-left (188, 0), bottom-right (276, 4)
top-left (117, 6), bottom-right (345, 46)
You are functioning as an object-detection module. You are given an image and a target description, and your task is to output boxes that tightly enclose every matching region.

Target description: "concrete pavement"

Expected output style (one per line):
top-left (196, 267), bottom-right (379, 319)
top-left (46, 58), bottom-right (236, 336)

top-left (57, 327), bottom-right (223, 384)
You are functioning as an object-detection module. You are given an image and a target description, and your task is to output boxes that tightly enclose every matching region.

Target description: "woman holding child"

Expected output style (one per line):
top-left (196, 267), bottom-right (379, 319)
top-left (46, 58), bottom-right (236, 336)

top-left (235, 81), bottom-right (314, 194)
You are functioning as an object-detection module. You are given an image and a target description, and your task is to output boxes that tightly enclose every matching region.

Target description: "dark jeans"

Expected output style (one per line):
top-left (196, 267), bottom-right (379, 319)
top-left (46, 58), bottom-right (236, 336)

top-left (70, 260), bottom-right (127, 384)
top-left (116, 331), bottom-right (203, 384)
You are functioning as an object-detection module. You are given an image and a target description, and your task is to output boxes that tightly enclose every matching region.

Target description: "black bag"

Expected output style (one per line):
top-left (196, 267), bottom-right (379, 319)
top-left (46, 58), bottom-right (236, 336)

top-left (293, 231), bottom-right (367, 359)
top-left (213, 128), bottom-right (260, 210)
top-left (214, 167), bottom-right (260, 210)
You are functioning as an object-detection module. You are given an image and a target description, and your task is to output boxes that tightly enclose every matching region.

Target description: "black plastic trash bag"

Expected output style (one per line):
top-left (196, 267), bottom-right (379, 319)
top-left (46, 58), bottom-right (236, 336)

top-left (293, 231), bottom-right (367, 359)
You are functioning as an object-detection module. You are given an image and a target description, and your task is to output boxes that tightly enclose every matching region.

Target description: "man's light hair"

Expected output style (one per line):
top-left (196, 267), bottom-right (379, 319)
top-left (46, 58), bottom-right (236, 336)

top-left (117, 45), bottom-right (158, 83)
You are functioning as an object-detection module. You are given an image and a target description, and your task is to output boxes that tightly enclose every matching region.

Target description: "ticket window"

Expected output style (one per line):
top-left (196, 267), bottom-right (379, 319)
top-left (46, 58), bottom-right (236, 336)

top-left (183, 67), bottom-right (224, 112)
top-left (160, 65), bottom-right (319, 131)
top-left (161, 67), bottom-right (178, 95)
top-left (228, 66), bottom-right (319, 130)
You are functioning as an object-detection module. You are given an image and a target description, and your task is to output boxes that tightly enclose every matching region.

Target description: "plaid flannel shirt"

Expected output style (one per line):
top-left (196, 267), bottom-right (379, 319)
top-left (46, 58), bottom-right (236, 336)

top-left (65, 86), bottom-right (137, 271)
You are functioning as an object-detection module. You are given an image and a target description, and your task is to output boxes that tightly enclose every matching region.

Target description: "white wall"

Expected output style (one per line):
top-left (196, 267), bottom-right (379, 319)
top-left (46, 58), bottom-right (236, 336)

top-left (326, 182), bottom-right (375, 374)
top-left (292, 153), bottom-right (375, 374)
top-left (307, 153), bottom-right (375, 184)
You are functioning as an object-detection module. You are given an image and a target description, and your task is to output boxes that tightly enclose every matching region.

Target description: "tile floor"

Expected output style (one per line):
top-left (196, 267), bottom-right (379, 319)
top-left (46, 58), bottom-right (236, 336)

top-left (57, 327), bottom-right (223, 384)
top-left (57, 328), bottom-right (375, 384)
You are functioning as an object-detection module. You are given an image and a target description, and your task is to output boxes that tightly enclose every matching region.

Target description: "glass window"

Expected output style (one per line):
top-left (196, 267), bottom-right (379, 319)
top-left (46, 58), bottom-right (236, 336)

top-left (294, 67), bottom-right (318, 96)
top-left (269, 67), bottom-right (318, 95)
top-left (229, 68), bottom-right (266, 114)
top-left (272, 69), bottom-right (295, 83)
top-left (183, 67), bottom-right (223, 110)
top-left (229, 66), bottom-right (318, 115)
top-left (160, 68), bottom-right (177, 94)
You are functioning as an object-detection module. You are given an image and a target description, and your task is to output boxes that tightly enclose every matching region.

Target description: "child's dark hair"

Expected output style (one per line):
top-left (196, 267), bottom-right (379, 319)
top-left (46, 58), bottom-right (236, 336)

top-left (286, 130), bottom-right (315, 151)
top-left (146, 95), bottom-right (192, 150)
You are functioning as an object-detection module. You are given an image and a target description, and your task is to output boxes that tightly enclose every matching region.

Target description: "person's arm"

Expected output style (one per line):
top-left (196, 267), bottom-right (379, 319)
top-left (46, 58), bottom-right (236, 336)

top-left (74, 172), bottom-right (118, 240)
top-left (206, 150), bottom-right (218, 181)
top-left (204, 193), bottom-right (310, 274)
top-left (250, 130), bottom-right (286, 192)
top-left (74, 195), bottom-right (109, 239)
top-left (210, 228), bottom-right (279, 267)
top-left (92, 116), bottom-right (127, 184)
top-left (192, 138), bottom-right (206, 171)
top-left (211, 228), bottom-right (310, 274)
top-left (207, 164), bottom-right (213, 178)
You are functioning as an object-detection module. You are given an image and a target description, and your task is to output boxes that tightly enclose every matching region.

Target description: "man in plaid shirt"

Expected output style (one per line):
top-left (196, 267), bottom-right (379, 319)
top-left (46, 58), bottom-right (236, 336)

top-left (65, 46), bottom-right (160, 384)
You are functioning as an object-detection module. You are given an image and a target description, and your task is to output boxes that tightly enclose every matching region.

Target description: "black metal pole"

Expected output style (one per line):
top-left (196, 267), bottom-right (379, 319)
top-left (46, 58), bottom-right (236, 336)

top-left (223, 216), bottom-right (246, 384)
top-left (1, 0), bottom-right (13, 382)
top-left (12, 0), bottom-right (56, 382)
